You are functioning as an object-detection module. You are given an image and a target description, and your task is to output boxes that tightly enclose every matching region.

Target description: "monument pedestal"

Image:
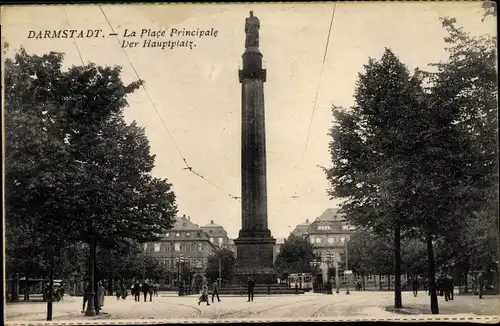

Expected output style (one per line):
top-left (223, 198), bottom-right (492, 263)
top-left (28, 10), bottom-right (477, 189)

top-left (233, 237), bottom-right (276, 284)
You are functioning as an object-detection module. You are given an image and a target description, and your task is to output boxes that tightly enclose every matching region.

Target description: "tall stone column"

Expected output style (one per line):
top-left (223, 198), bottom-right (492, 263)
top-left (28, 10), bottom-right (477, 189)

top-left (233, 11), bottom-right (276, 285)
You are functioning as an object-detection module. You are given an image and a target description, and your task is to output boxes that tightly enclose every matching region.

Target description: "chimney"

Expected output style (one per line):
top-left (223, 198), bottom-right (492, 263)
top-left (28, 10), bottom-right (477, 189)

top-left (211, 220), bottom-right (214, 224)
top-left (306, 219), bottom-right (309, 223)
top-left (188, 216), bottom-right (190, 220)
top-left (183, 214), bottom-right (186, 218)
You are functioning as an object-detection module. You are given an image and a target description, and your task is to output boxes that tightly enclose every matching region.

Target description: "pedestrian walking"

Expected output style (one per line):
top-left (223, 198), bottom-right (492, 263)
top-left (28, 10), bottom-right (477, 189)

top-left (114, 283), bottom-right (121, 300)
top-left (133, 281), bottom-right (141, 302)
top-left (478, 272), bottom-right (485, 299)
top-left (247, 276), bottom-right (255, 302)
top-left (142, 281), bottom-right (149, 302)
top-left (81, 283), bottom-right (92, 313)
top-left (98, 282), bottom-right (105, 308)
top-left (120, 282), bottom-right (127, 300)
top-left (148, 283), bottom-right (154, 302)
top-left (153, 283), bottom-right (159, 297)
top-left (198, 282), bottom-right (210, 306)
top-left (412, 277), bottom-right (419, 297)
top-left (211, 280), bottom-right (221, 303)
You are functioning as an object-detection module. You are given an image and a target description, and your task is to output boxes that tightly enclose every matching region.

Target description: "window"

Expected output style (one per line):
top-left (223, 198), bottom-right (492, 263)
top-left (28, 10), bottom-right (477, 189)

top-left (340, 237), bottom-right (345, 243)
top-left (328, 237), bottom-right (334, 244)
top-left (310, 237), bottom-right (314, 244)
top-left (174, 243), bottom-right (181, 252)
top-left (176, 232), bottom-right (180, 237)
top-left (315, 237), bottom-right (321, 244)
top-left (143, 243), bottom-right (148, 252)
top-left (210, 237), bottom-right (214, 243)
top-left (275, 247), bottom-right (280, 253)
top-left (154, 243), bottom-right (161, 252)
top-left (218, 237), bottom-right (223, 245)
top-left (165, 232), bottom-right (170, 237)
top-left (317, 225), bottom-right (332, 231)
top-left (197, 243), bottom-right (204, 251)
top-left (186, 232), bottom-right (191, 237)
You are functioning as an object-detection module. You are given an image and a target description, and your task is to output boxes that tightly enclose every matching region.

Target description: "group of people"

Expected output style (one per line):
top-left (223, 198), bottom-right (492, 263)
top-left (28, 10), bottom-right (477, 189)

top-left (198, 280), bottom-right (222, 306)
top-left (81, 281), bottom-right (106, 314)
top-left (409, 275), bottom-right (455, 301)
top-left (132, 280), bottom-right (160, 302)
top-left (197, 276), bottom-right (256, 305)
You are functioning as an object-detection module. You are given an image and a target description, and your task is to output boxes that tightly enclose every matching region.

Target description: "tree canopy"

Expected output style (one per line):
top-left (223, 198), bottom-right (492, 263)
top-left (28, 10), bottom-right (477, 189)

top-left (274, 235), bottom-right (317, 279)
top-left (5, 48), bottom-right (178, 282)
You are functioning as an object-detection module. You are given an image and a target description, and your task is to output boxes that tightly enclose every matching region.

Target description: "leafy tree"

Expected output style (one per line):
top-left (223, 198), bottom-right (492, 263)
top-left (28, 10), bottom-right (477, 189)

top-left (5, 48), bottom-right (178, 317)
top-left (206, 248), bottom-right (236, 284)
top-left (406, 16), bottom-right (497, 313)
top-left (274, 235), bottom-right (317, 279)
top-left (325, 48), bottom-right (425, 308)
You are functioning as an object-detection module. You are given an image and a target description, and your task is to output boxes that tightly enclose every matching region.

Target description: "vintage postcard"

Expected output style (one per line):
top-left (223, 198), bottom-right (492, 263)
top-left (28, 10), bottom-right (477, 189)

top-left (2, 1), bottom-right (499, 324)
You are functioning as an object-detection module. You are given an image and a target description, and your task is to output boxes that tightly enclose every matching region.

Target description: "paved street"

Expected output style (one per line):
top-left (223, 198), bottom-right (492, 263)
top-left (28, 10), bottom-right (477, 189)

top-left (5, 291), bottom-right (499, 323)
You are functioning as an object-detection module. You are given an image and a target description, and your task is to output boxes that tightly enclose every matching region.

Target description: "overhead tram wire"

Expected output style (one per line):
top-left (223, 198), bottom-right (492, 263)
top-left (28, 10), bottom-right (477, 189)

top-left (96, 5), bottom-right (240, 201)
top-left (63, 8), bottom-right (86, 66)
top-left (302, 3), bottom-right (337, 158)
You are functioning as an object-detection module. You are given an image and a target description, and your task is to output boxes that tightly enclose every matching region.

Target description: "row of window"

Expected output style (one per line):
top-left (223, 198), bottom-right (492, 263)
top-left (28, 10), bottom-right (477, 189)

top-left (144, 242), bottom-right (205, 253)
top-left (310, 236), bottom-right (348, 245)
top-left (160, 257), bottom-right (208, 269)
top-left (164, 232), bottom-right (226, 245)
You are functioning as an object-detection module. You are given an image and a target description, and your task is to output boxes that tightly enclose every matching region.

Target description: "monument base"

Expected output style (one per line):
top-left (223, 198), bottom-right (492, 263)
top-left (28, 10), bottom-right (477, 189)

top-left (233, 237), bottom-right (276, 285)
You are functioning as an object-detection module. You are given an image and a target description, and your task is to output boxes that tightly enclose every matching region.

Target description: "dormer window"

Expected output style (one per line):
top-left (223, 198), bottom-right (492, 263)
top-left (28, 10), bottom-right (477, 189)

top-left (176, 232), bottom-right (180, 237)
top-left (165, 232), bottom-right (170, 237)
top-left (186, 232), bottom-right (191, 237)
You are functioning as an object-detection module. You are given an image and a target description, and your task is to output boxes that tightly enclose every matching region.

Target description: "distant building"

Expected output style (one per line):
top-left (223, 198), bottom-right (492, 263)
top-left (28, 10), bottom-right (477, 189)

top-left (143, 215), bottom-right (217, 289)
top-left (304, 208), bottom-right (354, 263)
top-left (291, 219), bottom-right (311, 238)
top-left (273, 238), bottom-right (286, 263)
top-left (299, 208), bottom-right (355, 283)
top-left (200, 220), bottom-right (230, 248)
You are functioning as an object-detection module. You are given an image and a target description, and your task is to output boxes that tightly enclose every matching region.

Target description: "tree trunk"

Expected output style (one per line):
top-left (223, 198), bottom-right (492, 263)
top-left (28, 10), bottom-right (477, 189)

top-left (362, 273), bottom-right (366, 290)
top-left (46, 251), bottom-right (55, 321)
top-left (24, 265), bottom-right (30, 300)
top-left (426, 233), bottom-right (439, 314)
top-left (379, 274), bottom-right (383, 290)
top-left (85, 231), bottom-right (97, 316)
top-left (388, 274), bottom-right (391, 290)
top-left (394, 222), bottom-right (403, 308)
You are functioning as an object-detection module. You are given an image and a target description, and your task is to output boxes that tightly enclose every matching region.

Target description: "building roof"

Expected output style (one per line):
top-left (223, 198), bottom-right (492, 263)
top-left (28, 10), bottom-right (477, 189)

top-left (201, 220), bottom-right (228, 237)
top-left (315, 208), bottom-right (344, 222)
top-left (291, 218), bottom-right (311, 237)
top-left (171, 215), bottom-right (201, 231)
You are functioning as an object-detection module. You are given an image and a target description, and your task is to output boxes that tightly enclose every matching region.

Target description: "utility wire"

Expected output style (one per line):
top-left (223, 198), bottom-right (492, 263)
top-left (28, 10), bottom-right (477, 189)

top-left (97, 6), bottom-right (239, 201)
top-left (63, 8), bottom-right (85, 66)
top-left (303, 3), bottom-right (337, 158)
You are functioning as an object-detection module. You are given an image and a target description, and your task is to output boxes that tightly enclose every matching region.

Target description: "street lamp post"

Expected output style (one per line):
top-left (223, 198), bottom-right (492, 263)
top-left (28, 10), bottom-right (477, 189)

top-left (326, 253), bottom-right (334, 294)
top-left (334, 260), bottom-right (340, 294)
top-left (345, 239), bottom-right (350, 295)
top-left (309, 259), bottom-right (321, 293)
top-left (175, 255), bottom-right (188, 296)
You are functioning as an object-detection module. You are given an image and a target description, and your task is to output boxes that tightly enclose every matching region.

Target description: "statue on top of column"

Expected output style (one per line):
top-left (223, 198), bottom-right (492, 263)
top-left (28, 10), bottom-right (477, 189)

top-left (245, 11), bottom-right (260, 48)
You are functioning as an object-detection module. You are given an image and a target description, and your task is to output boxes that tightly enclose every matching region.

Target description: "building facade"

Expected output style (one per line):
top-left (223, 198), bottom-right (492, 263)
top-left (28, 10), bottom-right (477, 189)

top-left (143, 215), bottom-right (217, 289)
top-left (302, 208), bottom-right (355, 283)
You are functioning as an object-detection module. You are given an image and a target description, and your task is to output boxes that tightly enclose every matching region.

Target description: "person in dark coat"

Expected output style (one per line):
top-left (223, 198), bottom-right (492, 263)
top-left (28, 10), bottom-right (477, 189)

top-left (121, 282), bottom-right (128, 299)
top-left (148, 283), bottom-right (154, 302)
top-left (247, 277), bottom-right (255, 302)
top-left (211, 280), bottom-right (221, 303)
top-left (412, 278), bottom-right (419, 297)
top-left (133, 281), bottom-right (141, 302)
top-left (142, 281), bottom-right (149, 302)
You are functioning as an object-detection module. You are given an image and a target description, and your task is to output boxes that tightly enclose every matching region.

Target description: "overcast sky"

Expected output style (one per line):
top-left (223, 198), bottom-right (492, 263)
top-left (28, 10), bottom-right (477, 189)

top-left (2, 3), bottom-right (495, 239)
